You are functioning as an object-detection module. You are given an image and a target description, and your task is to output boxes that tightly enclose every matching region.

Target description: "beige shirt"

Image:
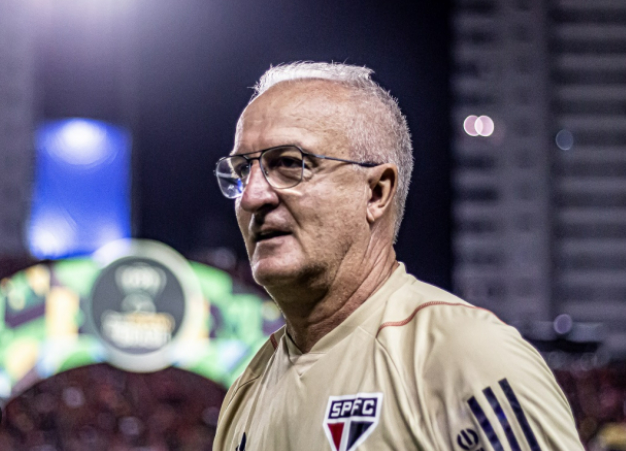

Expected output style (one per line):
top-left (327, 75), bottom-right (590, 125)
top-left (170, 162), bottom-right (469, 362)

top-left (214, 264), bottom-right (584, 451)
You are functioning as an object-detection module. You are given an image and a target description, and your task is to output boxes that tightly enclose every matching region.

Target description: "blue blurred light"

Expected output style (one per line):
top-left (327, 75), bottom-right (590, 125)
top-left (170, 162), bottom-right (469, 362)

top-left (28, 119), bottom-right (132, 259)
top-left (555, 129), bottom-right (574, 151)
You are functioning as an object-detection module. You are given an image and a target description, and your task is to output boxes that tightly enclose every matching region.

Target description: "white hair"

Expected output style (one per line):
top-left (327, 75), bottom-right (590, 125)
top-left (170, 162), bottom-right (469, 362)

top-left (248, 61), bottom-right (414, 241)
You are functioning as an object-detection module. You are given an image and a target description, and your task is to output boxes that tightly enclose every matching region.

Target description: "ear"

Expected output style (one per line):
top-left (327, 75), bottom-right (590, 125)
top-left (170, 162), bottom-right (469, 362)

top-left (366, 164), bottom-right (398, 225)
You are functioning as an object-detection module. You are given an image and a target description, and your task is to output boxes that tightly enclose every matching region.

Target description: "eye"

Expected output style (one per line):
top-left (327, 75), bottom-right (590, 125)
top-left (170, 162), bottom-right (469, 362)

top-left (273, 156), bottom-right (302, 169)
top-left (263, 148), bottom-right (304, 171)
top-left (231, 158), bottom-right (250, 178)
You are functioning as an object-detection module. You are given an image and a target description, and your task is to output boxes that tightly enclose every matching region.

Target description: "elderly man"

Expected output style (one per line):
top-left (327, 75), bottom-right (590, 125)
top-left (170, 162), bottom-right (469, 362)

top-left (213, 62), bottom-right (583, 451)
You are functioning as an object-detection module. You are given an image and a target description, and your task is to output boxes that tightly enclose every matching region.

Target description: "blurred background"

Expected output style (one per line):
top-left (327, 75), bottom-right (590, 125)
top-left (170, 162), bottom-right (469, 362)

top-left (0, 0), bottom-right (625, 449)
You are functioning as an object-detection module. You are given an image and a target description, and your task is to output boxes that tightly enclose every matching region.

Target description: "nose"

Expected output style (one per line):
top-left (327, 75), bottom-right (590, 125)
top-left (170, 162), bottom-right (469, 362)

top-left (238, 161), bottom-right (279, 212)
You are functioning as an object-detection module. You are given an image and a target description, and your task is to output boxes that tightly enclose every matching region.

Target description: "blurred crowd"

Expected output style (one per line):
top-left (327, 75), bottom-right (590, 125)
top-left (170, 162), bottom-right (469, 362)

top-left (555, 361), bottom-right (626, 450)
top-left (0, 364), bottom-right (225, 451)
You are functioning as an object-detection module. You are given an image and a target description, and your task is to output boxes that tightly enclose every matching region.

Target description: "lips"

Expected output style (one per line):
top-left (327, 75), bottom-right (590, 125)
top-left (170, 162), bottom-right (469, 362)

top-left (253, 229), bottom-right (291, 243)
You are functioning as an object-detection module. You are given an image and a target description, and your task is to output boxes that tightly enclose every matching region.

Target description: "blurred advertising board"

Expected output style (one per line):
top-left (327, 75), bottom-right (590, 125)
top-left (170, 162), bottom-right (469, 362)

top-left (0, 240), bottom-right (283, 403)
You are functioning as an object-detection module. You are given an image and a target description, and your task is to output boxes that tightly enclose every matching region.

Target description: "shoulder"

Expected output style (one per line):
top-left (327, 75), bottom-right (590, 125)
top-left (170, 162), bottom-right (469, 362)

top-left (376, 275), bottom-right (547, 385)
top-left (374, 275), bottom-right (583, 451)
top-left (376, 273), bottom-right (509, 348)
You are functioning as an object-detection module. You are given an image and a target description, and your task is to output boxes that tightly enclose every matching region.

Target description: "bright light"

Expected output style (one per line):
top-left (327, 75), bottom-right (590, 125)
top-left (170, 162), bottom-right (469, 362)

top-left (28, 211), bottom-right (77, 259)
top-left (555, 129), bottom-right (574, 151)
top-left (463, 115), bottom-right (495, 137)
top-left (30, 119), bottom-right (131, 259)
top-left (463, 115), bottom-right (479, 136)
top-left (553, 314), bottom-right (573, 335)
top-left (477, 115), bottom-right (494, 136)
top-left (47, 119), bottom-right (112, 165)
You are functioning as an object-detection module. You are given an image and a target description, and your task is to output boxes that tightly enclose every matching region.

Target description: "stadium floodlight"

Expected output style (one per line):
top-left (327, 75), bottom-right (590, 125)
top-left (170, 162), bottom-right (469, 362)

top-left (50, 119), bottom-right (111, 166)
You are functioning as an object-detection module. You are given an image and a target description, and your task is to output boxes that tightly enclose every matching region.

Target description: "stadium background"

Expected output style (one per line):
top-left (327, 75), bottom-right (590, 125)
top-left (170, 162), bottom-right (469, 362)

top-left (1, 0), bottom-right (625, 449)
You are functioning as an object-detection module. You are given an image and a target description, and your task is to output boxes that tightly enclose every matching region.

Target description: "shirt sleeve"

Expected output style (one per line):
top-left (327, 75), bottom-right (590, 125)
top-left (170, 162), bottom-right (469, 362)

top-left (416, 304), bottom-right (585, 451)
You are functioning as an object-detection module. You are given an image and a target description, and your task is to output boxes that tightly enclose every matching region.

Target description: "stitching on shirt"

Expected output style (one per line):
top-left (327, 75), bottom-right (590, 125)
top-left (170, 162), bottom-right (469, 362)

top-left (376, 301), bottom-right (500, 337)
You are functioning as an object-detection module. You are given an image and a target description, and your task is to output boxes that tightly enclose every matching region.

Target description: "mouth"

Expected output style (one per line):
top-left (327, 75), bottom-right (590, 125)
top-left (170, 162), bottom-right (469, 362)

top-left (254, 230), bottom-right (291, 243)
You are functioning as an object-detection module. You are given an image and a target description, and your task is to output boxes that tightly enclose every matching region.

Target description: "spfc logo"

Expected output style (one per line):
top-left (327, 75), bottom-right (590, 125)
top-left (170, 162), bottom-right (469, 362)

top-left (323, 393), bottom-right (382, 451)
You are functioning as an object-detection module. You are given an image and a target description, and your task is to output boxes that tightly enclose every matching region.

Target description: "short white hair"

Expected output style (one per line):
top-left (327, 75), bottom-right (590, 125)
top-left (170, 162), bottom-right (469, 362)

top-left (248, 61), bottom-right (414, 241)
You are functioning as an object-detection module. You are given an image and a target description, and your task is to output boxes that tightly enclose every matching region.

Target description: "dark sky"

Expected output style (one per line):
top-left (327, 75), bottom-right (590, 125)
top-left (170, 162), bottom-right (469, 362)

top-left (39, 0), bottom-right (452, 289)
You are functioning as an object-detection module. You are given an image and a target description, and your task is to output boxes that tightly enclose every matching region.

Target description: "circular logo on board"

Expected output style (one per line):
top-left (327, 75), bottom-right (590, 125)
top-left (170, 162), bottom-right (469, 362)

top-left (89, 240), bottom-right (203, 372)
top-left (91, 258), bottom-right (184, 353)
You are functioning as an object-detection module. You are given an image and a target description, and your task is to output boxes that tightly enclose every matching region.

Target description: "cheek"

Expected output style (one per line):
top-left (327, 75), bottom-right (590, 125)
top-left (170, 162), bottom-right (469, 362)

top-left (300, 184), bottom-right (367, 242)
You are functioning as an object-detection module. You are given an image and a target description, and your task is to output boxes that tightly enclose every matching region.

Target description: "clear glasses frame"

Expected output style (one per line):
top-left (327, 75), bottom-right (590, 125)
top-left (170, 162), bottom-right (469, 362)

top-left (214, 144), bottom-right (381, 199)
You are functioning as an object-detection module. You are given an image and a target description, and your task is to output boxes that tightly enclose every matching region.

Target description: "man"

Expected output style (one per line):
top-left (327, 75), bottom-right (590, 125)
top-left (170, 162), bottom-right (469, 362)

top-left (213, 62), bottom-right (584, 451)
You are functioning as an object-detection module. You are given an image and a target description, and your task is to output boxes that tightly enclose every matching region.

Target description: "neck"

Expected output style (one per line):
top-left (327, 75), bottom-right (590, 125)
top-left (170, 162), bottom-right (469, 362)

top-left (269, 245), bottom-right (398, 353)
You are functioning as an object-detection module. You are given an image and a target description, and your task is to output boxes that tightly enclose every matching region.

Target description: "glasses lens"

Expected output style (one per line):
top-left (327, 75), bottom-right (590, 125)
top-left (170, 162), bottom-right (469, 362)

top-left (262, 146), bottom-right (304, 189)
top-left (215, 156), bottom-right (247, 198)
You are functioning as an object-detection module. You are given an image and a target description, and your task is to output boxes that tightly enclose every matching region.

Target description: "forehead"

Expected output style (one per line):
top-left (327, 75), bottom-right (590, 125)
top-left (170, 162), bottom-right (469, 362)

top-left (234, 80), bottom-right (355, 153)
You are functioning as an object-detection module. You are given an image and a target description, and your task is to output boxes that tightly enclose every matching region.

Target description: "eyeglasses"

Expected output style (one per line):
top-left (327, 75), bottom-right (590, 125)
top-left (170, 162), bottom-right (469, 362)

top-left (214, 145), bottom-right (381, 199)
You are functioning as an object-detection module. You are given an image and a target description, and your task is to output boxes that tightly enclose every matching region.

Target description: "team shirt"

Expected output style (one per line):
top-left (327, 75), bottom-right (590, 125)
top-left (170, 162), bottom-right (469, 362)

top-left (213, 263), bottom-right (584, 451)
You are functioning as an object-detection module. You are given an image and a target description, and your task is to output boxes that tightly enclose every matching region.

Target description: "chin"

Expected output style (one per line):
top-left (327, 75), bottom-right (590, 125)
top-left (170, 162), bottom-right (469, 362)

top-left (251, 257), bottom-right (303, 287)
top-left (248, 238), bottom-right (304, 286)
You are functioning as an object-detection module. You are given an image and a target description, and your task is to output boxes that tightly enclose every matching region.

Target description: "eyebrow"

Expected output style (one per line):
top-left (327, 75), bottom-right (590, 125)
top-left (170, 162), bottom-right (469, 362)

top-left (230, 140), bottom-right (308, 156)
top-left (229, 144), bottom-right (303, 157)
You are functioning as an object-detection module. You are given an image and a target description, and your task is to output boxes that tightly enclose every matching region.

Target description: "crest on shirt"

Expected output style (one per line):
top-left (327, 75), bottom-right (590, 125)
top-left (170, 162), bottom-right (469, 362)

top-left (323, 392), bottom-right (383, 451)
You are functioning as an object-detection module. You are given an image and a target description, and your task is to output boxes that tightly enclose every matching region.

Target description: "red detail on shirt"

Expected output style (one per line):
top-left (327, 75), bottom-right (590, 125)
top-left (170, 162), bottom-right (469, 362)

top-left (376, 301), bottom-right (501, 337)
top-left (327, 422), bottom-right (345, 451)
top-left (270, 333), bottom-right (278, 349)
